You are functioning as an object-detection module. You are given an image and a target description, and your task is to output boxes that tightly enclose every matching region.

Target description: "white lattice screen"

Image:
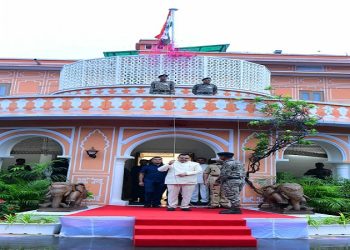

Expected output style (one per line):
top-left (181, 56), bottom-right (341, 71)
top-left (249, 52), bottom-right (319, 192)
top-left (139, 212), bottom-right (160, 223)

top-left (59, 55), bottom-right (271, 93)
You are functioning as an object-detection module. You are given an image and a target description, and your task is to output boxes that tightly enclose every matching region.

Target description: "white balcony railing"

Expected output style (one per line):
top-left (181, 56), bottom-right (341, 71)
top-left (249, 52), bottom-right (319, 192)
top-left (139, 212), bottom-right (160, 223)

top-left (59, 55), bottom-right (271, 93)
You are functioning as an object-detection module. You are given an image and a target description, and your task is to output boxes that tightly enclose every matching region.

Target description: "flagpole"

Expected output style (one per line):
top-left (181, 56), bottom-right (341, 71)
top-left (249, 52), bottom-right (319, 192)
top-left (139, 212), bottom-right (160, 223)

top-left (169, 8), bottom-right (178, 49)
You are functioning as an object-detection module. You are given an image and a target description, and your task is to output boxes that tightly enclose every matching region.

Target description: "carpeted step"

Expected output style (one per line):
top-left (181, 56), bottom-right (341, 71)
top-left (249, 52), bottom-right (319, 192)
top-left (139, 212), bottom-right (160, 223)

top-left (135, 225), bottom-right (252, 235)
top-left (134, 235), bottom-right (257, 247)
top-left (136, 219), bottom-right (246, 226)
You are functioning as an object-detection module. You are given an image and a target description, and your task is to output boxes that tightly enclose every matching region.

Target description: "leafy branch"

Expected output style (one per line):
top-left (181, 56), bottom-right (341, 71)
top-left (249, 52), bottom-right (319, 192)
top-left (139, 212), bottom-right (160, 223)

top-left (244, 96), bottom-right (319, 190)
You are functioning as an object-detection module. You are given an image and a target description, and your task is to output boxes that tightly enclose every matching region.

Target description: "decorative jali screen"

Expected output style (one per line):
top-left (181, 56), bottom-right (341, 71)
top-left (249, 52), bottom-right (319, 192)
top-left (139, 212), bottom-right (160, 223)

top-left (59, 55), bottom-right (270, 93)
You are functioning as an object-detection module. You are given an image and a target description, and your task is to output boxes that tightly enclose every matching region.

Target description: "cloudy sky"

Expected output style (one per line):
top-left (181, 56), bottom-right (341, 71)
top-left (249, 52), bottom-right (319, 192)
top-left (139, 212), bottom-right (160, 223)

top-left (1, 0), bottom-right (350, 59)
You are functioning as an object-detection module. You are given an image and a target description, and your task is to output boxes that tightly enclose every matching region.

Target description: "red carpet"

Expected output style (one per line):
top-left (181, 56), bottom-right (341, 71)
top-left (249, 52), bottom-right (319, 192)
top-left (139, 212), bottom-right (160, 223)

top-left (71, 206), bottom-right (296, 247)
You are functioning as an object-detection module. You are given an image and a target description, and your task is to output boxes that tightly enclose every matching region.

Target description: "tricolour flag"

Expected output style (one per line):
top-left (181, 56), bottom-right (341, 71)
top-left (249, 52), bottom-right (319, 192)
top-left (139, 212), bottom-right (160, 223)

top-left (155, 10), bottom-right (174, 46)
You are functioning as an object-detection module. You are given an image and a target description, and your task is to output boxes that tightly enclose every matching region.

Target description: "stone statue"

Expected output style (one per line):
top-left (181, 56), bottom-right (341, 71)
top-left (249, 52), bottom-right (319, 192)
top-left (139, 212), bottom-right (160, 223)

top-left (258, 183), bottom-right (313, 213)
top-left (66, 183), bottom-right (88, 207)
top-left (38, 182), bottom-right (88, 211)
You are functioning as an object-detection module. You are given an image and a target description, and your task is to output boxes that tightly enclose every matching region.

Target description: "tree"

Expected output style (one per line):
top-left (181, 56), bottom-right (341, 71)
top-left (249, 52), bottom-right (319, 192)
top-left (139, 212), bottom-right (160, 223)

top-left (244, 95), bottom-right (319, 191)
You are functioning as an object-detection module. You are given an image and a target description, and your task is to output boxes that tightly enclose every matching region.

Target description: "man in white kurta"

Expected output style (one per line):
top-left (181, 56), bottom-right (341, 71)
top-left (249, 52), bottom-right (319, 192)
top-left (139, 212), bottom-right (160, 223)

top-left (158, 153), bottom-right (202, 211)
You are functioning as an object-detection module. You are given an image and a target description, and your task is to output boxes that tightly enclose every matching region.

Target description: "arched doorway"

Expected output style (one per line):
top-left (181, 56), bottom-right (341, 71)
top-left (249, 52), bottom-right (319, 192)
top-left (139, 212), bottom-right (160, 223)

top-left (122, 137), bottom-right (217, 203)
top-left (1, 136), bottom-right (69, 181)
top-left (277, 139), bottom-right (345, 178)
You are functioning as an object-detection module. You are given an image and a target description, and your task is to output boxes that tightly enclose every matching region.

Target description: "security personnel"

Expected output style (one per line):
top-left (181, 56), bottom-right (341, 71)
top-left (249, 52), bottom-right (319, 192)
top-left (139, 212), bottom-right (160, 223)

top-left (149, 74), bottom-right (175, 95)
top-left (139, 157), bottom-right (167, 208)
top-left (204, 161), bottom-right (230, 209)
top-left (192, 77), bottom-right (218, 95)
top-left (216, 152), bottom-right (245, 214)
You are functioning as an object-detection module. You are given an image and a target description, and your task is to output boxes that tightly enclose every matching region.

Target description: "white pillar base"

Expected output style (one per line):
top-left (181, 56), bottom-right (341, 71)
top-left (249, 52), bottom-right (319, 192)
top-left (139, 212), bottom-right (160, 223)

top-left (110, 199), bottom-right (129, 205)
top-left (335, 163), bottom-right (350, 179)
top-left (109, 156), bottom-right (134, 206)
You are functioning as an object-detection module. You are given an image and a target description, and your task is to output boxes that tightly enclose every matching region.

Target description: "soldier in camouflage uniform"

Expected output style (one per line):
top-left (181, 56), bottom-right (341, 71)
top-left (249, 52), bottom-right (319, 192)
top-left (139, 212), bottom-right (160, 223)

top-left (149, 74), bottom-right (175, 95)
top-left (192, 77), bottom-right (218, 95)
top-left (203, 161), bottom-right (230, 208)
top-left (216, 152), bottom-right (245, 214)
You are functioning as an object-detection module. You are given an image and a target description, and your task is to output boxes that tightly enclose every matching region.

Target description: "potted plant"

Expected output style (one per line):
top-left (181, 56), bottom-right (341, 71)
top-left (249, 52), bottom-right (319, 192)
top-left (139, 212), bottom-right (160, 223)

top-left (0, 213), bottom-right (61, 235)
top-left (308, 213), bottom-right (350, 236)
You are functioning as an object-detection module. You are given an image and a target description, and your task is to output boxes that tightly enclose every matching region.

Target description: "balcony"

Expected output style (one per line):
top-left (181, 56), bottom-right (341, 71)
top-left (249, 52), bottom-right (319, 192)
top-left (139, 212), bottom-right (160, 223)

top-left (0, 95), bottom-right (349, 125)
top-left (59, 55), bottom-right (271, 94)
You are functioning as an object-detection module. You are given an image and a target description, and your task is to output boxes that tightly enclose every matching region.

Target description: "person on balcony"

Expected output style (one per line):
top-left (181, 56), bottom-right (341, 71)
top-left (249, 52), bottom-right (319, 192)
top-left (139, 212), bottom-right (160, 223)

top-left (139, 157), bottom-right (167, 208)
top-left (158, 153), bottom-right (202, 211)
top-left (192, 77), bottom-right (218, 95)
top-left (149, 74), bottom-right (175, 95)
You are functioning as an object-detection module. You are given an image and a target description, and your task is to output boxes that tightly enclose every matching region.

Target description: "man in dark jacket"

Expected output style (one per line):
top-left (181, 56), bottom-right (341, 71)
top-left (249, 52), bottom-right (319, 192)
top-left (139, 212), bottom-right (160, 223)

top-left (139, 157), bottom-right (167, 207)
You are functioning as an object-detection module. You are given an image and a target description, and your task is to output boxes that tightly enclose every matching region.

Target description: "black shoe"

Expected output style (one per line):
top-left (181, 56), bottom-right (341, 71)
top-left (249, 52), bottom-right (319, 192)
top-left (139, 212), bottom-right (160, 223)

top-left (181, 208), bottom-right (192, 211)
top-left (152, 205), bottom-right (161, 208)
top-left (190, 202), bottom-right (198, 206)
top-left (219, 208), bottom-right (242, 214)
top-left (167, 207), bottom-right (176, 211)
top-left (144, 204), bottom-right (151, 208)
top-left (208, 206), bottom-right (220, 209)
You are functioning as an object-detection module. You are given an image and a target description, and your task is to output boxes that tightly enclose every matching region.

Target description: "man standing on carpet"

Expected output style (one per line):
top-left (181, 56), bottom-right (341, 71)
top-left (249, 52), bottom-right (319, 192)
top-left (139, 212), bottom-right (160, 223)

top-left (130, 159), bottom-right (148, 203)
top-left (190, 157), bottom-right (209, 205)
top-left (204, 160), bottom-right (231, 209)
top-left (216, 152), bottom-right (245, 214)
top-left (139, 157), bottom-right (167, 208)
top-left (158, 153), bottom-right (202, 211)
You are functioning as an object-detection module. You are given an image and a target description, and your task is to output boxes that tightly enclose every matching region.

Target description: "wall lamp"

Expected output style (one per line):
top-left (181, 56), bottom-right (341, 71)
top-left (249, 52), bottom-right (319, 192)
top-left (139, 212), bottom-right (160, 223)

top-left (86, 147), bottom-right (99, 158)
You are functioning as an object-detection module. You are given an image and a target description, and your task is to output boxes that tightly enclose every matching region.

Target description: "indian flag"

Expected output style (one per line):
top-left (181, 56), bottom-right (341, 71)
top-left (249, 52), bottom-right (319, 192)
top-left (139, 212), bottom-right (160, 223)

top-left (155, 10), bottom-right (174, 45)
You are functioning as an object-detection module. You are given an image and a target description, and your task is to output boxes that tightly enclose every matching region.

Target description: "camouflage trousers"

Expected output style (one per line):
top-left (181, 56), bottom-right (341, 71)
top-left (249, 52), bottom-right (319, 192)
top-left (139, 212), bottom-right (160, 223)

top-left (221, 179), bottom-right (243, 208)
top-left (208, 177), bottom-right (230, 208)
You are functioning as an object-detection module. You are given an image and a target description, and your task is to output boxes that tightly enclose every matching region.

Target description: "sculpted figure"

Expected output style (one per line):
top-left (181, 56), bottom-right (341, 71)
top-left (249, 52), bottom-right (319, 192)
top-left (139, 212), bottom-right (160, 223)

top-left (39, 182), bottom-right (88, 209)
top-left (258, 183), bottom-right (312, 212)
top-left (40, 182), bottom-right (72, 208)
top-left (66, 183), bottom-right (88, 207)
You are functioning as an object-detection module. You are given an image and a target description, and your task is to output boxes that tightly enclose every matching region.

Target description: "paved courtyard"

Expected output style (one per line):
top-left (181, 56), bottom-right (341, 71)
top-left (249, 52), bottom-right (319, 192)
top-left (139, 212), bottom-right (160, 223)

top-left (0, 236), bottom-right (349, 250)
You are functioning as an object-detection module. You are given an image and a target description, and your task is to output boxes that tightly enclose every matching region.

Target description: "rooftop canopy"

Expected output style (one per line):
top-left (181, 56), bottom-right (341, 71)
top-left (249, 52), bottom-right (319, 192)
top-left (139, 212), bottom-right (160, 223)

top-left (103, 44), bottom-right (230, 57)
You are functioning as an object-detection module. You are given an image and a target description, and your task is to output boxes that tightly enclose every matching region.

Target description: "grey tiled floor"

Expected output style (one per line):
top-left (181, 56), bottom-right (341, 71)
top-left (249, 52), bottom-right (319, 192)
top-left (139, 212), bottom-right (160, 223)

top-left (0, 236), bottom-right (349, 250)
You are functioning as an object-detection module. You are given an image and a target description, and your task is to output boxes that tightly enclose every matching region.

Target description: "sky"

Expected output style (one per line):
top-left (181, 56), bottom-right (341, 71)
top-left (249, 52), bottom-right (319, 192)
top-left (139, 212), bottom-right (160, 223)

top-left (1, 0), bottom-right (350, 59)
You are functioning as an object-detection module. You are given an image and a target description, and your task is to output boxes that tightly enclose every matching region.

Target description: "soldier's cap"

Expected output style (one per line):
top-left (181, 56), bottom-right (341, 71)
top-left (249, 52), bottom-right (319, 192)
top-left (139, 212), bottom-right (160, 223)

top-left (158, 74), bottom-right (168, 78)
top-left (202, 77), bottom-right (211, 81)
top-left (217, 152), bottom-right (234, 157)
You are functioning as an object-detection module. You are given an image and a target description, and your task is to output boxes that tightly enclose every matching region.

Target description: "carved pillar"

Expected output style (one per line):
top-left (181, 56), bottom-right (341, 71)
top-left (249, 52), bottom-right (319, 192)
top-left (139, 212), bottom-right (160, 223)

top-left (0, 158), bottom-right (3, 170)
top-left (334, 163), bottom-right (350, 179)
top-left (109, 157), bottom-right (133, 205)
top-left (0, 156), bottom-right (14, 171)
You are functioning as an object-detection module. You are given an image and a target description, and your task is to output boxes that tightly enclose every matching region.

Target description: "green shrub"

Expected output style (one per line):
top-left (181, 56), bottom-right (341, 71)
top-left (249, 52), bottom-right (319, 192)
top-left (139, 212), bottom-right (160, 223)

top-left (0, 162), bottom-right (53, 217)
top-left (277, 172), bottom-right (350, 215)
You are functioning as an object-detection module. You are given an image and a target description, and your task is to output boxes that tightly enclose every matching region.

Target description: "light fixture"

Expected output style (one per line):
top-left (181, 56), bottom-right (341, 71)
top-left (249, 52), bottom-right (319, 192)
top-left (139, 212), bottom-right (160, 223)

top-left (33, 58), bottom-right (41, 65)
top-left (86, 147), bottom-right (98, 158)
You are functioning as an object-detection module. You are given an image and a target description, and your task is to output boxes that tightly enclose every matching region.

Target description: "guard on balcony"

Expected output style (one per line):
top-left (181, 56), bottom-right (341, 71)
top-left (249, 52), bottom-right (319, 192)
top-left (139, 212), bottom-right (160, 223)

top-left (149, 74), bottom-right (175, 95)
top-left (192, 77), bottom-right (218, 95)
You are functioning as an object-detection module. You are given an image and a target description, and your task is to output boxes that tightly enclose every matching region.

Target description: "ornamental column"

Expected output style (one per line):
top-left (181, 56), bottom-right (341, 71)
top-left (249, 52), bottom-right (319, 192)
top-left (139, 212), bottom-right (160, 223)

top-left (334, 163), bottom-right (350, 179)
top-left (109, 157), bottom-right (133, 205)
top-left (0, 156), bottom-right (14, 171)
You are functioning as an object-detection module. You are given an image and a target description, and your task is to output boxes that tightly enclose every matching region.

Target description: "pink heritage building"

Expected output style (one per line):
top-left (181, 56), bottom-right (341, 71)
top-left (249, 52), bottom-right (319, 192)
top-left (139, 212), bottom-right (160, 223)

top-left (1, 39), bottom-right (350, 206)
